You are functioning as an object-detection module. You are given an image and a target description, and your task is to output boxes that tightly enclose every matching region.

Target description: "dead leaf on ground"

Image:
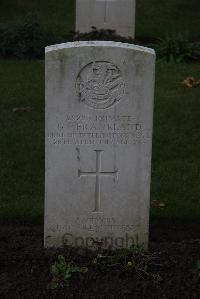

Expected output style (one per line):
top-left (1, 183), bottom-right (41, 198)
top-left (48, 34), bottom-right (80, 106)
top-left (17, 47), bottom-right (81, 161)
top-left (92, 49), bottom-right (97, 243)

top-left (182, 77), bottom-right (200, 88)
top-left (151, 200), bottom-right (166, 208)
top-left (12, 106), bottom-right (32, 113)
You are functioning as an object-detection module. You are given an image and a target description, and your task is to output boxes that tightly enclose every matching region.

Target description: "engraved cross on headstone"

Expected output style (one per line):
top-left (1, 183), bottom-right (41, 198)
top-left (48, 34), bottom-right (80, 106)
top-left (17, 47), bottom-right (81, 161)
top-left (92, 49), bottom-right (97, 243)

top-left (78, 150), bottom-right (118, 212)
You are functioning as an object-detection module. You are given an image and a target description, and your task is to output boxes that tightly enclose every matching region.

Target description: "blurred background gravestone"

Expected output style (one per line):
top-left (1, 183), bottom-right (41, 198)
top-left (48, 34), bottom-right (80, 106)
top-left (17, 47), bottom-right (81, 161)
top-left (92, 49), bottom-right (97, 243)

top-left (76, 0), bottom-right (136, 38)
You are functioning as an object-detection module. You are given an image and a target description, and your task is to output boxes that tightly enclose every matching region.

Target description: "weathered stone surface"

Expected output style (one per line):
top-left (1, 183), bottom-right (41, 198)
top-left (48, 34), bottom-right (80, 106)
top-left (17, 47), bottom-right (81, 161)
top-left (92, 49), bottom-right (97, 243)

top-left (45, 41), bottom-right (155, 249)
top-left (76, 0), bottom-right (136, 38)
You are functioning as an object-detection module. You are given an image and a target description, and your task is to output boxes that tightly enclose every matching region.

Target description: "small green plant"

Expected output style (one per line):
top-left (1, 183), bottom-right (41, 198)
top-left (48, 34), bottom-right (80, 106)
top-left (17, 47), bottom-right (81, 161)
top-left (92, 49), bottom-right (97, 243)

top-left (0, 15), bottom-right (61, 59)
top-left (152, 33), bottom-right (200, 63)
top-left (49, 255), bottom-right (88, 289)
top-left (92, 245), bottom-right (162, 283)
top-left (129, 243), bottom-right (145, 254)
top-left (92, 244), bottom-right (144, 269)
top-left (66, 26), bottom-right (135, 44)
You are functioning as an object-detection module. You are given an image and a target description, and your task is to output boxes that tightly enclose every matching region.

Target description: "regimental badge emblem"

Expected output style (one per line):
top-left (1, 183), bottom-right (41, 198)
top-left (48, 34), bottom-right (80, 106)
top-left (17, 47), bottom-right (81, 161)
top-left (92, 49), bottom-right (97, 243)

top-left (76, 61), bottom-right (125, 109)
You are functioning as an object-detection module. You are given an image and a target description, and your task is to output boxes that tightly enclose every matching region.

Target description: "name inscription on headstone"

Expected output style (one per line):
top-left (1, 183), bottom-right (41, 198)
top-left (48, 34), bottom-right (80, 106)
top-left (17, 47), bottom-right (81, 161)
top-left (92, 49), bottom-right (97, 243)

top-left (48, 114), bottom-right (150, 146)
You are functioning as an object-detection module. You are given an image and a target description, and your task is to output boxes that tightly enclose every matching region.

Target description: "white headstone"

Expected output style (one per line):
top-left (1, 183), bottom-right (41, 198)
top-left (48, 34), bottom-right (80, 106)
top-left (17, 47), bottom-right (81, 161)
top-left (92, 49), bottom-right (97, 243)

top-left (45, 41), bottom-right (155, 250)
top-left (76, 0), bottom-right (136, 38)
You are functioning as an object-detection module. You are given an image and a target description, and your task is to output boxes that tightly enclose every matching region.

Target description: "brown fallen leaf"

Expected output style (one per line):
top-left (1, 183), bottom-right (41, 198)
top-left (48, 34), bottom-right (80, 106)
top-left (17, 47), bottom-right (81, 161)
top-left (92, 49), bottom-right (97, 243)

top-left (151, 200), bottom-right (166, 208)
top-left (182, 77), bottom-right (200, 88)
top-left (158, 203), bottom-right (165, 208)
top-left (12, 106), bottom-right (32, 112)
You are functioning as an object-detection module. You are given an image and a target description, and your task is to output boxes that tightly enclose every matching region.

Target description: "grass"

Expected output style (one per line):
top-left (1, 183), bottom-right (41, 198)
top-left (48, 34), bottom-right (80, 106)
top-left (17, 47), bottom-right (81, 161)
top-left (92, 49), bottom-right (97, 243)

top-left (0, 0), bottom-right (75, 36)
top-left (0, 60), bottom-right (44, 223)
top-left (0, 0), bottom-right (199, 40)
top-left (151, 62), bottom-right (200, 220)
top-left (0, 59), bottom-right (199, 223)
top-left (136, 0), bottom-right (200, 41)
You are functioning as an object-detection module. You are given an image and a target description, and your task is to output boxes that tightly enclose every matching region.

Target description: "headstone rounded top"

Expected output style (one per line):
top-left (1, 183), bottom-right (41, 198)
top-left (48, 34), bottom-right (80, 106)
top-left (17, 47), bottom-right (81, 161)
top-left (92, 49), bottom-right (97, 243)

top-left (45, 41), bottom-right (155, 56)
